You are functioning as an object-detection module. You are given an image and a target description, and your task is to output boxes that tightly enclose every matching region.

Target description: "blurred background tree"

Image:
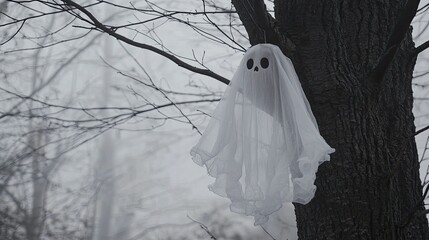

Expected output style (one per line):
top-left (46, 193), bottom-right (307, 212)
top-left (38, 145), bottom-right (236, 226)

top-left (2, 0), bottom-right (429, 239)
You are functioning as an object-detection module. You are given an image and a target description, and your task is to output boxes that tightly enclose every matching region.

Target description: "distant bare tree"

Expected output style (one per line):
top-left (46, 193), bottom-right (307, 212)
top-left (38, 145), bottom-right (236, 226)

top-left (3, 0), bottom-right (429, 239)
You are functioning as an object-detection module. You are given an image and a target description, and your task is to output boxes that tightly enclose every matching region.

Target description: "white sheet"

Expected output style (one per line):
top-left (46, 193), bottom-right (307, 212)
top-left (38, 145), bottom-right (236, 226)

top-left (191, 44), bottom-right (334, 226)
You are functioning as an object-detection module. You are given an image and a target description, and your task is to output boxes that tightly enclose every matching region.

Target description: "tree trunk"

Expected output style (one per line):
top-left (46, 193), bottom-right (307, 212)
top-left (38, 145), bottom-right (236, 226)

top-left (94, 134), bottom-right (116, 240)
top-left (27, 132), bottom-right (47, 240)
top-left (93, 31), bottom-right (116, 240)
top-left (235, 0), bottom-right (429, 239)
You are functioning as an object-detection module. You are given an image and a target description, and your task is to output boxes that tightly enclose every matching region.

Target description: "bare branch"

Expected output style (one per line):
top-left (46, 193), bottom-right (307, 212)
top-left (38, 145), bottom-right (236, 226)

top-left (414, 40), bottom-right (429, 55)
top-left (231, 0), bottom-right (277, 45)
top-left (398, 183), bottom-right (429, 228)
top-left (415, 124), bottom-right (429, 136)
top-left (61, 0), bottom-right (230, 85)
top-left (0, 1), bottom-right (101, 27)
top-left (187, 215), bottom-right (217, 240)
top-left (231, 0), bottom-right (296, 57)
top-left (417, 2), bottom-right (429, 13)
top-left (0, 32), bottom-right (103, 120)
top-left (369, 0), bottom-right (420, 91)
top-left (0, 19), bottom-right (25, 46)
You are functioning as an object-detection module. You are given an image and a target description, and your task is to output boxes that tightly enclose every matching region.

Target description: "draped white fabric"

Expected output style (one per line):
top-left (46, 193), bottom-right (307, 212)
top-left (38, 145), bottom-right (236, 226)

top-left (191, 44), bottom-right (335, 226)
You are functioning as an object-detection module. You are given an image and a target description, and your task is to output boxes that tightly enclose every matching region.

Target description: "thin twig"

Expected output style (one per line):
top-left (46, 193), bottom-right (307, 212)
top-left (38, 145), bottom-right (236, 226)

top-left (61, 0), bottom-right (230, 85)
top-left (187, 215), bottom-right (217, 240)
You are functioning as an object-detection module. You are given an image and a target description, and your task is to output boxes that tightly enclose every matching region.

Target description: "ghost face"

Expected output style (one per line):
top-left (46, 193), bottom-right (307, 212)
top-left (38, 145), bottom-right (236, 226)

top-left (246, 56), bottom-right (270, 72)
top-left (240, 45), bottom-right (278, 115)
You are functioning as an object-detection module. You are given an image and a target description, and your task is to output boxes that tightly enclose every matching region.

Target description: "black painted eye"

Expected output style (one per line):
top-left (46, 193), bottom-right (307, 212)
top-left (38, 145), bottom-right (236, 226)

top-left (260, 57), bottom-right (269, 69)
top-left (246, 58), bottom-right (254, 70)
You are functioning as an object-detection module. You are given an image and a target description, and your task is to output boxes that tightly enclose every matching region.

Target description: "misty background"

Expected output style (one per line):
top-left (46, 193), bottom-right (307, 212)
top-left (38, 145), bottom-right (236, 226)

top-left (1, 0), bottom-right (429, 239)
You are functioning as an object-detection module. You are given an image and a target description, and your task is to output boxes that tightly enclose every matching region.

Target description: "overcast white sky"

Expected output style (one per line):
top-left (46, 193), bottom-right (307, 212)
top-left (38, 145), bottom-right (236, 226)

top-left (2, 0), bottom-right (429, 239)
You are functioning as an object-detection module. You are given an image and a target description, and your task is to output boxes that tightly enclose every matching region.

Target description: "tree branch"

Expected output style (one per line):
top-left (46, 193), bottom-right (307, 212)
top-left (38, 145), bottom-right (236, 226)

top-left (187, 215), bottom-right (217, 240)
top-left (398, 183), bottom-right (429, 228)
top-left (231, 0), bottom-right (277, 45)
top-left (417, 2), bottom-right (429, 13)
top-left (414, 40), bottom-right (429, 55)
top-left (369, 0), bottom-right (420, 91)
top-left (231, 0), bottom-right (296, 58)
top-left (415, 124), bottom-right (429, 136)
top-left (0, 19), bottom-right (26, 46)
top-left (61, 0), bottom-right (230, 85)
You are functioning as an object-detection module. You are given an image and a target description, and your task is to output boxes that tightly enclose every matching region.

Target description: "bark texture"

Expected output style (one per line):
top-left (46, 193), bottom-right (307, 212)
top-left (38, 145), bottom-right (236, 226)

top-left (234, 0), bottom-right (429, 239)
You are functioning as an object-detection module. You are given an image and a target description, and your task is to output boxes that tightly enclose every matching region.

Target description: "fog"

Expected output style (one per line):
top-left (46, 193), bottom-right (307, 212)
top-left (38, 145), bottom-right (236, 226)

top-left (1, 0), bottom-right (429, 239)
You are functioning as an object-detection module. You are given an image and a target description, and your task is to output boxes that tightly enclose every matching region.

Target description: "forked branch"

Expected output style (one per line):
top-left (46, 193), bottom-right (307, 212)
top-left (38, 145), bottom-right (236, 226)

top-left (369, 0), bottom-right (420, 92)
top-left (231, 0), bottom-right (278, 46)
top-left (61, 0), bottom-right (230, 85)
top-left (414, 40), bottom-right (429, 55)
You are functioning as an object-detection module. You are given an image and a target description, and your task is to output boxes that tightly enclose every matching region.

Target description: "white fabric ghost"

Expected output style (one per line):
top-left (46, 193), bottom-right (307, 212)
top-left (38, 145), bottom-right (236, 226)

top-left (191, 44), bottom-right (334, 226)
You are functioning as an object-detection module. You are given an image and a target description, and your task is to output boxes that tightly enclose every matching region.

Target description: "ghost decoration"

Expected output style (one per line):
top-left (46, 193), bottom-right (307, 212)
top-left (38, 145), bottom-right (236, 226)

top-left (191, 44), bottom-right (334, 225)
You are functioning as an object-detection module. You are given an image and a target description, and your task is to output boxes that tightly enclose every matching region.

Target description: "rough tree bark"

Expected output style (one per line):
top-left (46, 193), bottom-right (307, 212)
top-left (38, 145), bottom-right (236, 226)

top-left (234, 0), bottom-right (429, 239)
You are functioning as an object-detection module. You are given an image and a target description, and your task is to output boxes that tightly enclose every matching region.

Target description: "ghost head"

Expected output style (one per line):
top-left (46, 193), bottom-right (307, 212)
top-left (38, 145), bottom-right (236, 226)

top-left (237, 45), bottom-right (279, 115)
top-left (191, 44), bottom-right (334, 226)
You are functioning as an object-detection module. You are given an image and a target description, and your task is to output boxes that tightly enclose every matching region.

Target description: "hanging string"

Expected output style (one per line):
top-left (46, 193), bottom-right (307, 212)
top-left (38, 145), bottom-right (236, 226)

top-left (263, 29), bottom-right (267, 43)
